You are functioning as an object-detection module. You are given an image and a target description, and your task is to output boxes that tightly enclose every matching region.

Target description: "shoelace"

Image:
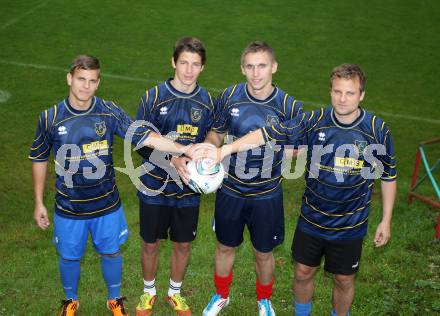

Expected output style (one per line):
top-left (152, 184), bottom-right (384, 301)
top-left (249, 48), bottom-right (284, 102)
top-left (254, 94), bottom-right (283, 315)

top-left (114, 297), bottom-right (127, 314)
top-left (206, 294), bottom-right (221, 310)
top-left (140, 293), bottom-right (151, 305)
top-left (173, 294), bottom-right (189, 309)
top-left (260, 299), bottom-right (272, 316)
top-left (59, 299), bottom-right (77, 313)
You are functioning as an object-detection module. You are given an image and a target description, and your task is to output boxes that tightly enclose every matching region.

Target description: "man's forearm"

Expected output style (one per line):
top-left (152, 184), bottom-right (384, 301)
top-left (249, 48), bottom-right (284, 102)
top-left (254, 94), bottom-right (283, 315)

top-left (381, 180), bottom-right (397, 223)
top-left (32, 162), bottom-right (48, 205)
top-left (222, 129), bottom-right (265, 156)
top-left (143, 132), bottom-right (186, 155)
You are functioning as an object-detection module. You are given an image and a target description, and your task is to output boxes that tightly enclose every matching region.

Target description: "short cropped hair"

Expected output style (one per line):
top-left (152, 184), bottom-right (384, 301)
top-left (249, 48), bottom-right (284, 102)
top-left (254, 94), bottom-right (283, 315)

top-left (69, 55), bottom-right (100, 77)
top-left (330, 64), bottom-right (366, 92)
top-left (173, 37), bottom-right (206, 65)
top-left (241, 41), bottom-right (276, 65)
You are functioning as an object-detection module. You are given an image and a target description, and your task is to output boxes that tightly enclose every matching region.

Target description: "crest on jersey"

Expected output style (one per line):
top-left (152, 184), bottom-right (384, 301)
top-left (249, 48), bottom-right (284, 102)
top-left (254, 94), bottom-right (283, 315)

top-left (95, 121), bottom-right (106, 137)
top-left (191, 107), bottom-right (202, 122)
top-left (266, 115), bottom-right (279, 127)
top-left (355, 140), bottom-right (368, 155)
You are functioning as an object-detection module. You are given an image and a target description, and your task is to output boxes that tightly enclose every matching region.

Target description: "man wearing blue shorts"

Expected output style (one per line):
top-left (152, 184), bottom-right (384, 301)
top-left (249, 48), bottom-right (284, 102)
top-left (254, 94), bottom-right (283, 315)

top-left (30, 55), bottom-right (151, 316)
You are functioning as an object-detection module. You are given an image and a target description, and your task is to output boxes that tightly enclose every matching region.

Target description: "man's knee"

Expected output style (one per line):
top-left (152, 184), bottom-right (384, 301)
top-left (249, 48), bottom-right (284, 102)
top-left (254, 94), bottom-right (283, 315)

top-left (333, 274), bottom-right (355, 290)
top-left (216, 242), bottom-right (235, 255)
top-left (295, 264), bottom-right (316, 282)
top-left (142, 241), bottom-right (160, 255)
top-left (173, 241), bottom-right (191, 254)
top-left (254, 250), bottom-right (273, 263)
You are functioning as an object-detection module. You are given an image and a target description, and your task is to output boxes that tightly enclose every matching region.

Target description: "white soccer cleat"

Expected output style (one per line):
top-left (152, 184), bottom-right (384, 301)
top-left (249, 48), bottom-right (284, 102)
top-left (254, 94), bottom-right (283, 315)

top-left (202, 294), bottom-right (230, 316)
top-left (258, 299), bottom-right (275, 316)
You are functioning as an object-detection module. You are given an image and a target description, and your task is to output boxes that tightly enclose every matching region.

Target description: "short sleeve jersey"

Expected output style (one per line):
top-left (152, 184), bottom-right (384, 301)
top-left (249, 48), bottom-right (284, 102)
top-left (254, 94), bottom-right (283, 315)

top-left (136, 79), bottom-right (216, 207)
top-left (29, 96), bottom-right (150, 219)
top-left (263, 107), bottom-right (397, 240)
top-left (212, 83), bottom-right (303, 199)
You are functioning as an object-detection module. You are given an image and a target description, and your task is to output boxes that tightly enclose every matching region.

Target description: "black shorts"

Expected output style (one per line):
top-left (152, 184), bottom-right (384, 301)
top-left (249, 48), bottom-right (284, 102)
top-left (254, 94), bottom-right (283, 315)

top-left (139, 202), bottom-right (199, 243)
top-left (291, 228), bottom-right (363, 275)
top-left (214, 190), bottom-right (284, 253)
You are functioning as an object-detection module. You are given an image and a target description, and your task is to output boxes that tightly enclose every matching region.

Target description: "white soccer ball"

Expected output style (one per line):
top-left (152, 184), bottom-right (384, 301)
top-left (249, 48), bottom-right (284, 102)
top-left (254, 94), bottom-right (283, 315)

top-left (187, 159), bottom-right (225, 194)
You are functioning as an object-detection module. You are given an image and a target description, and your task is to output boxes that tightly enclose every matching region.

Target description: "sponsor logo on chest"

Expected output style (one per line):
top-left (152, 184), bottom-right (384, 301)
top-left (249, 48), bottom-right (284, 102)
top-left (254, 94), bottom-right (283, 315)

top-left (334, 157), bottom-right (364, 169)
top-left (177, 124), bottom-right (199, 136)
top-left (82, 140), bottom-right (109, 153)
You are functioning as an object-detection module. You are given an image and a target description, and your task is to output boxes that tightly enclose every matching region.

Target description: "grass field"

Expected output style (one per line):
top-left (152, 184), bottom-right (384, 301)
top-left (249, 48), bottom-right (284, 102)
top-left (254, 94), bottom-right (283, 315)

top-left (0, 0), bottom-right (439, 315)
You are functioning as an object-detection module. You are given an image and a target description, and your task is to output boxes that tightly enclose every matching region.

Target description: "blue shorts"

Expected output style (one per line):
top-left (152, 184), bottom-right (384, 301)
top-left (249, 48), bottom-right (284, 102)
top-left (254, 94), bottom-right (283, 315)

top-left (213, 190), bottom-right (284, 253)
top-left (53, 206), bottom-right (128, 260)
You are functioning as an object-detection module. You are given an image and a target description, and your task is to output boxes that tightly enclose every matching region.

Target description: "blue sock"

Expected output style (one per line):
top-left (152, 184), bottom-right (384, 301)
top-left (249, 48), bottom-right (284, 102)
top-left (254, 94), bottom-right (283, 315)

top-left (295, 300), bottom-right (312, 316)
top-left (101, 254), bottom-right (122, 299)
top-left (59, 257), bottom-right (80, 300)
top-left (331, 310), bottom-right (350, 316)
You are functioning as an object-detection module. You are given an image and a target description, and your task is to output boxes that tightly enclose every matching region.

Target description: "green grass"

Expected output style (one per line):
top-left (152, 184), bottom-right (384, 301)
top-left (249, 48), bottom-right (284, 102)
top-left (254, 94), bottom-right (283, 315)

top-left (1, 0), bottom-right (439, 315)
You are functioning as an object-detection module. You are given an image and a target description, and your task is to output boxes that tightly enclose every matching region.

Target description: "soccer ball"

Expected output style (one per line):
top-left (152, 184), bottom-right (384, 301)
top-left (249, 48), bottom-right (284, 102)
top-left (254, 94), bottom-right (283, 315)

top-left (187, 159), bottom-right (225, 194)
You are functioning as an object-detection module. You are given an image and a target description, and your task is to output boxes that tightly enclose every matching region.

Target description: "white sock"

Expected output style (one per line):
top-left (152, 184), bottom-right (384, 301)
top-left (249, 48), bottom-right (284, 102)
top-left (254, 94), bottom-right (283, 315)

top-left (168, 278), bottom-right (182, 297)
top-left (143, 279), bottom-right (156, 296)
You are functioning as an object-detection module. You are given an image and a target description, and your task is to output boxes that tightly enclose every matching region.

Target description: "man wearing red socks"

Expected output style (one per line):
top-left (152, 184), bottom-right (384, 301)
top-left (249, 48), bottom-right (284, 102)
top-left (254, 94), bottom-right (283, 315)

top-left (201, 41), bottom-right (302, 316)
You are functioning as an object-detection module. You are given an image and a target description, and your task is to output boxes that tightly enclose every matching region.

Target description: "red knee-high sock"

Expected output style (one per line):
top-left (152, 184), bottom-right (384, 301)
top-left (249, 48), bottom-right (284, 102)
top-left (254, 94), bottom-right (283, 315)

top-left (256, 277), bottom-right (274, 301)
top-left (214, 272), bottom-right (233, 299)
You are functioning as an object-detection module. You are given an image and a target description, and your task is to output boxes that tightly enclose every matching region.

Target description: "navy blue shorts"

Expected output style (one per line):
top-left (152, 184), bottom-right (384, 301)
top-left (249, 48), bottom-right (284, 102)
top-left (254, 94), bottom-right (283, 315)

top-left (213, 190), bottom-right (284, 253)
top-left (139, 202), bottom-right (199, 243)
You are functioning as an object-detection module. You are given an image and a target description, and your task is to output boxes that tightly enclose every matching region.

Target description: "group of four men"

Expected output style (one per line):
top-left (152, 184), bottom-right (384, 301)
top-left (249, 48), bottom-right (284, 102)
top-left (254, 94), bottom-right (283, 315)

top-left (30, 37), bottom-right (396, 316)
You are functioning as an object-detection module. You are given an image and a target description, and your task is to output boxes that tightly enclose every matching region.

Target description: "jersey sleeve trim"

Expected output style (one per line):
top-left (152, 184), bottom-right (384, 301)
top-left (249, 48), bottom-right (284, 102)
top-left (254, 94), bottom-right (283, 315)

top-left (291, 99), bottom-right (298, 119)
top-left (306, 108), bottom-right (324, 132)
top-left (52, 105), bottom-right (58, 128)
top-left (150, 86), bottom-right (159, 113)
top-left (283, 93), bottom-right (288, 115)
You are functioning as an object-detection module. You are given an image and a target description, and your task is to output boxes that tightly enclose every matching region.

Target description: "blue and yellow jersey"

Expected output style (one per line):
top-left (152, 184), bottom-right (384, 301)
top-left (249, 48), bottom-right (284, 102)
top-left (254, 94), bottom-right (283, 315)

top-left (263, 107), bottom-right (397, 240)
top-left (29, 96), bottom-right (150, 219)
top-left (136, 79), bottom-right (215, 207)
top-left (212, 83), bottom-right (303, 199)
